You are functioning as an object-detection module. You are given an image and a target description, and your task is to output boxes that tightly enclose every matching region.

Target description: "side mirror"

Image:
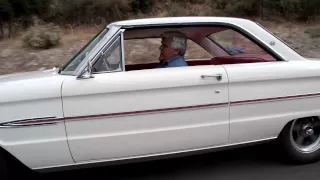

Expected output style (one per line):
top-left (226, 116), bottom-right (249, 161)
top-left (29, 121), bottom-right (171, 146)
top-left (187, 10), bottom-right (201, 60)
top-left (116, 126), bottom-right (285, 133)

top-left (77, 60), bottom-right (94, 80)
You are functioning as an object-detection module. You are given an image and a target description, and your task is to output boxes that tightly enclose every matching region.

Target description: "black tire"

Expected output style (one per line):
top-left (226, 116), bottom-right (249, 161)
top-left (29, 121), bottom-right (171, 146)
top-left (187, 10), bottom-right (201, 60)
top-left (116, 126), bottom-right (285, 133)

top-left (279, 117), bottom-right (320, 164)
top-left (0, 151), bottom-right (9, 180)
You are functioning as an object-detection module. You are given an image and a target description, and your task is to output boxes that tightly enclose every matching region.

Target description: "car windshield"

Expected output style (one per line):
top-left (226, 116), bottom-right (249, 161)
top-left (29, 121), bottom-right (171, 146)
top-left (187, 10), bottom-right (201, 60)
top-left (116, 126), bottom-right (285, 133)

top-left (60, 28), bottom-right (109, 72)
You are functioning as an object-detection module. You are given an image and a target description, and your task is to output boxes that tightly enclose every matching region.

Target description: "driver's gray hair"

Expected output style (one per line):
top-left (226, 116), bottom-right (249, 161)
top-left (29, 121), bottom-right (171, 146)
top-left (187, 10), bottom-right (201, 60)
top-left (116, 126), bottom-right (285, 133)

top-left (161, 31), bottom-right (187, 56)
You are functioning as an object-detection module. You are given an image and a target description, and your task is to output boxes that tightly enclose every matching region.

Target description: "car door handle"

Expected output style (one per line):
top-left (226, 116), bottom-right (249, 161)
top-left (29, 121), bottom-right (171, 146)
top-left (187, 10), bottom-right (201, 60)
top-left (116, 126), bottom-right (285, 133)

top-left (201, 74), bottom-right (222, 81)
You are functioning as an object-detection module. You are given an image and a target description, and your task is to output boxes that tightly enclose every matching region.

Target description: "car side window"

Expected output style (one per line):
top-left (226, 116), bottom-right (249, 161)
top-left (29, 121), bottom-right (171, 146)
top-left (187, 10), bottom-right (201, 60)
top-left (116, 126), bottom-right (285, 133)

top-left (125, 38), bottom-right (161, 65)
top-left (124, 38), bottom-right (213, 65)
top-left (185, 40), bottom-right (213, 59)
top-left (208, 29), bottom-right (267, 55)
top-left (92, 36), bottom-right (123, 73)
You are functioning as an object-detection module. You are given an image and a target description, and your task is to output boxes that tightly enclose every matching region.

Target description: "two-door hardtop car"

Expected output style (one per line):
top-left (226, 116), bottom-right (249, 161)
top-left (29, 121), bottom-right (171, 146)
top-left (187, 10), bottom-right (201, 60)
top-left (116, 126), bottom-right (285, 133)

top-left (1, 16), bottom-right (320, 179)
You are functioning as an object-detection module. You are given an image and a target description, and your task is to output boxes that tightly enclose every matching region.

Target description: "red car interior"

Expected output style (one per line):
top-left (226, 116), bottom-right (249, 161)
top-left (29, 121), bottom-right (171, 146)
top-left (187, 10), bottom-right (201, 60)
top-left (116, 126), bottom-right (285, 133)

top-left (125, 55), bottom-right (275, 71)
top-left (210, 56), bottom-right (273, 65)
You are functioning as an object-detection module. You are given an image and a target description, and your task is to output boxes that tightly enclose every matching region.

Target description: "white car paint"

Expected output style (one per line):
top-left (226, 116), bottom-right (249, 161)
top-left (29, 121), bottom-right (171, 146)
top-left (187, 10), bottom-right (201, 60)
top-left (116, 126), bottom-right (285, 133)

top-left (224, 60), bottom-right (320, 143)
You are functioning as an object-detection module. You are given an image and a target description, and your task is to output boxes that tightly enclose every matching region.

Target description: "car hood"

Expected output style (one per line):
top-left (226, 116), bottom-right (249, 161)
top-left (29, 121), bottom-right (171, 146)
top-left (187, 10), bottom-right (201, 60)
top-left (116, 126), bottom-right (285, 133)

top-left (0, 68), bottom-right (69, 104)
top-left (0, 68), bottom-right (62, 84)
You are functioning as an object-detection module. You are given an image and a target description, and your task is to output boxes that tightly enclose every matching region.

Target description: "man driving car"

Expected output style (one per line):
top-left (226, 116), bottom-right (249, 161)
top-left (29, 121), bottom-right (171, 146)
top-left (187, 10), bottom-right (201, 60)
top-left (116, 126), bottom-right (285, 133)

top-left (157, 31), bottom-right (188, 68)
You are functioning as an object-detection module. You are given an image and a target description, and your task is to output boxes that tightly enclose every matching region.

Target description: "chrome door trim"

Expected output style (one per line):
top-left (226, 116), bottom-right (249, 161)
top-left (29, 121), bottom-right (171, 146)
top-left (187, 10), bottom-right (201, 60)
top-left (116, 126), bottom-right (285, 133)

top-left (120, 30), bottom-right (126, 72)
top-left (0, 116), bottom-right (60, 128)
top-left (231, 92), bottom-right (320, 106)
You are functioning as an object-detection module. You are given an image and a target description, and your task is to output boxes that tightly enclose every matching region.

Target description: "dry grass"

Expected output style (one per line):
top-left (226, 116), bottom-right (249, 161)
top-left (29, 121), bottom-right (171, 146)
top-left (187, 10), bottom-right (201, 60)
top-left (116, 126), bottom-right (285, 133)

top-left (270, 22), bottom-right (320, 58)
top-left (305, 28), bottom-right (320, 38)
top-left (0, 27), bottom-right (100, 75)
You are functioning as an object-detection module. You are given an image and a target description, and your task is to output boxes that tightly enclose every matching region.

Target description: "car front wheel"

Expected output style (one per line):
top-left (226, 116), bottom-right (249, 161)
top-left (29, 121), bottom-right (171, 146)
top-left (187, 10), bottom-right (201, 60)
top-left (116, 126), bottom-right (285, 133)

top-left (279, 117), bottom-right (320, 164)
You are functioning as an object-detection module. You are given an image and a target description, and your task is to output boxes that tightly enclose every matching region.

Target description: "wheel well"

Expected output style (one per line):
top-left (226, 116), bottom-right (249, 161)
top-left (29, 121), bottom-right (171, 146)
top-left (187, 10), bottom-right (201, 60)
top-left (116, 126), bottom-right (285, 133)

top-left (0, 146), bottom-right (12, 159)
top-left (0, 145), bottom-right (30, 170)
top-left (279, 116), bottom-right (320, 137)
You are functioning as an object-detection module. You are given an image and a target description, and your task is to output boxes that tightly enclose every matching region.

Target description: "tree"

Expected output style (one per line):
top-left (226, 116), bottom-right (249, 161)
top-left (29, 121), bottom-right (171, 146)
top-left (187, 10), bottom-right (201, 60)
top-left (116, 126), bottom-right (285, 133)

top-left (130, 0), bottom-right (153, 13)
top-left (0, 0), bottom-right (13, 38)
top-left (0, 0), bottom-right (50, 39)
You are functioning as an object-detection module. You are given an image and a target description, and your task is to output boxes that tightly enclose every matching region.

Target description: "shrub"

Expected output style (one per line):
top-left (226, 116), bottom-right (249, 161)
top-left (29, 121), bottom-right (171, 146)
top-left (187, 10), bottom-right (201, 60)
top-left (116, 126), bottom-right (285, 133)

top-left (279, 0), bottom-right (320, 20)
top-left (167, 3), bottom-right (186, 17)
top-left (45, 0), bottom-right (132, 25)
top-left (130, 0), bottom-right (153, 13)
top-left (23, 23), bottom-right (61, 49)
top-left (224, 0), bottom-right (259, 17)
top-left (212, 0), bottom-right (320, 20)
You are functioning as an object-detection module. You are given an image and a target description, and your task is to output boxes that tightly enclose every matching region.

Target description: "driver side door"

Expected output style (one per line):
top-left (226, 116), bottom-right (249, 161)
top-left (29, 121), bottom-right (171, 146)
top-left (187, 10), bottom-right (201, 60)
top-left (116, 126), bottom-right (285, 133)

top-left (62, 29), bottom-right (230, 163)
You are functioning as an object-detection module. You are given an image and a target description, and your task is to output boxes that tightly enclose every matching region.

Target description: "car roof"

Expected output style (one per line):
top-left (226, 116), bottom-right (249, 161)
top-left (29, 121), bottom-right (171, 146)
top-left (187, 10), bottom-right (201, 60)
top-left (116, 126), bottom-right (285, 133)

top-left (107, 16), bottom-right (253, 28)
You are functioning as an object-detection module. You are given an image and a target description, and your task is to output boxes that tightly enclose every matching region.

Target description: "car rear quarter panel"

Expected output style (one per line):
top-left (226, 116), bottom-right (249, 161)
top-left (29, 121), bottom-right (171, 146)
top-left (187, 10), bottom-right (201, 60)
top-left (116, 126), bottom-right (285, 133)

top-left (224, 60), bottom-right (320, 143)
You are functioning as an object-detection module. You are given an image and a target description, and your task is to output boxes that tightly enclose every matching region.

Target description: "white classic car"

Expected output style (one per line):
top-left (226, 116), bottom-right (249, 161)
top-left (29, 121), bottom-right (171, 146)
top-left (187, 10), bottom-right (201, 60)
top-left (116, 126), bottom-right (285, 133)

top-left (1, 17), bottom-right (320, 179)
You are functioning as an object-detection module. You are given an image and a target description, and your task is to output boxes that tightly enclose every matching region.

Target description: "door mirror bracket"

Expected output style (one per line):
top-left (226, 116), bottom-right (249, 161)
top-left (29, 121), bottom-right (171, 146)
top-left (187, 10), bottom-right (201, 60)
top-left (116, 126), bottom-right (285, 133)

top-left (77, 60), bottom-right (94, 80)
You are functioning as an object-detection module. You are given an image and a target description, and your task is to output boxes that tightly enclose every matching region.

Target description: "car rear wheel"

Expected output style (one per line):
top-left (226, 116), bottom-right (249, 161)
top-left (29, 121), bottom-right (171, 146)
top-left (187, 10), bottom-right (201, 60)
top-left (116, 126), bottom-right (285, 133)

top-left (279, 117), bottom-right (320, 164)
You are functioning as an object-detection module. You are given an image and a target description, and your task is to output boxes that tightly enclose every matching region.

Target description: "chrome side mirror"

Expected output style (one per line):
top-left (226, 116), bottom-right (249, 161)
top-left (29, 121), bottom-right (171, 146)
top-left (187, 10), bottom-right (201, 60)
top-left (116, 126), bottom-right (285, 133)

top-left (77, 60), bottom-right (94, 80)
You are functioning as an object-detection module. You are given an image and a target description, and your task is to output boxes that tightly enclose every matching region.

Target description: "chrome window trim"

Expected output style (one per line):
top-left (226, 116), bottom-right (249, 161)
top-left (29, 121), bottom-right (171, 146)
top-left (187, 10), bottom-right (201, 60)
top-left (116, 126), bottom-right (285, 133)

top-left (121, 30), bottom-right (126, 72)
top-left (92, 35), bottom-right (121, 72)
top-left (76, 28), bottom-right (125, 76)
top-left (72, 26), bottom-right (121, 76)
top-left (92, 69), bottom-right (122, 74)
top-left (59, 28), bottom-right (109, 74)
top-left (59, 27), bottom-right (120, 76)
top-left (91, 30), bottom-right (125, 74)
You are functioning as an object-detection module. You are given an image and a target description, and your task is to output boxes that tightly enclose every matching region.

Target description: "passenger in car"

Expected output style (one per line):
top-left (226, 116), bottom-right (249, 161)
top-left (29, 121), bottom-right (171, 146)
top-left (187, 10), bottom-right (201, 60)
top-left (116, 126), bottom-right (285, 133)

top-left (157, 31), bottom-right (188, 68)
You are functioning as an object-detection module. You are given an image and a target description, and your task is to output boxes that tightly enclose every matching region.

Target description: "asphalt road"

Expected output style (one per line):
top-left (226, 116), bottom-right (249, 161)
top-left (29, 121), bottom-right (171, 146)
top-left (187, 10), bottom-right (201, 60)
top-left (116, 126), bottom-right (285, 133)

top-left (30, 141), bottom-right (320, 180)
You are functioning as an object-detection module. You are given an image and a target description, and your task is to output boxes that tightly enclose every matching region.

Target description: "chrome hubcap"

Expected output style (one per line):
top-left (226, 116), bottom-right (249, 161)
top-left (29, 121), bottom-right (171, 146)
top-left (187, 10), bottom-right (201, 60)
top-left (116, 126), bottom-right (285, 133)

top-left (290, 117), bottom-right (320, 153)
top-left (304, 126), bottom-right (314, 136)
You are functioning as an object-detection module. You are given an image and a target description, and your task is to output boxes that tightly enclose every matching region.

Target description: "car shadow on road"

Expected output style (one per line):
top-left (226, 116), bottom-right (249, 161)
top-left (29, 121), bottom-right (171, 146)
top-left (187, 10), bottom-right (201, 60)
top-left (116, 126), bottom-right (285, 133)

top-left (31, 141), bottom-right (289, 180)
